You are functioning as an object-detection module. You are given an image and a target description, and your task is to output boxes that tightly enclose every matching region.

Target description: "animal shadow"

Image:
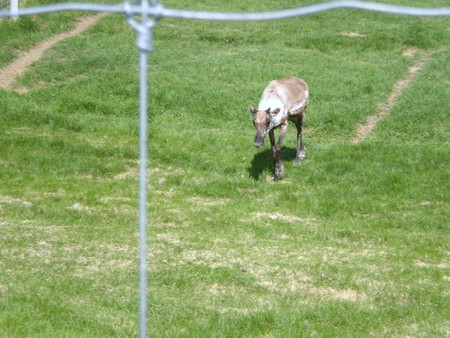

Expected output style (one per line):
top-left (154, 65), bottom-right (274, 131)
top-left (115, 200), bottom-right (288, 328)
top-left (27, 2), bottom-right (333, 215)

top-left (247, 146), bottom-right (297, 180)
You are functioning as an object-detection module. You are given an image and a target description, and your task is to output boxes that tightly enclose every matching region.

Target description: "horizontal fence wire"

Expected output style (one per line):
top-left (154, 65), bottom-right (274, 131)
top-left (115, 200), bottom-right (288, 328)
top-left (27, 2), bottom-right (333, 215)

top-left (1, 1), bottom-right (450, 19)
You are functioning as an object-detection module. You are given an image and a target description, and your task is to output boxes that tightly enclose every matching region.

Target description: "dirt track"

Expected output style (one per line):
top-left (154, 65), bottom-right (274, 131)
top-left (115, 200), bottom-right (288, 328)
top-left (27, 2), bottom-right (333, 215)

top-left (351, 50), bottom-right (431, 144)
top-left (0, 13), bottom-right (106, 91)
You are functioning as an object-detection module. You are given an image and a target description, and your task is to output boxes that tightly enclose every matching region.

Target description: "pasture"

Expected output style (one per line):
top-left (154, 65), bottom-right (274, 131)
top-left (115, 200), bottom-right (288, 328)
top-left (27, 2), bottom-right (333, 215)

top-left (0, 0), bottom-right (449, 336)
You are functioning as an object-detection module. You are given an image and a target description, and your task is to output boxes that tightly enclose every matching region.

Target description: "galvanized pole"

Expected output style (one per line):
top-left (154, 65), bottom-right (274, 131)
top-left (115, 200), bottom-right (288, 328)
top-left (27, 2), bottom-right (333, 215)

top-left (125, 0), bottom-right (155, 336)
top-left (138, 46), bottom-right (149, 338)
top-left (10, 0), bottom-right (18, 19)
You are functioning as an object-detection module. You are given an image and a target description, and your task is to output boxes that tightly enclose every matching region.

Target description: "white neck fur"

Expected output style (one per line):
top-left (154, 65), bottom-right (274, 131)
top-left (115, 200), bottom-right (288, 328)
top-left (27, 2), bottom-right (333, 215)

top-left (258, 97), bottom-right (285, 130)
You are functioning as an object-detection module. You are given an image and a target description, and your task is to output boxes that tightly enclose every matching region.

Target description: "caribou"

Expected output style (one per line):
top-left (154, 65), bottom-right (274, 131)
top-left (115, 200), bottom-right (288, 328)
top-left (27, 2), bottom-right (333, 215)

top-left (249, 76), bottom-right (309, 180)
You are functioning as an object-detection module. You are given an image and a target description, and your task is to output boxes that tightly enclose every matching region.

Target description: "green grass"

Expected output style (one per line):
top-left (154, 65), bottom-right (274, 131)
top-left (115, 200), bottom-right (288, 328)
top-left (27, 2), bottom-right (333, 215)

top-left (1, 0), bottom-right (449, 336)
top-left (0, 0), bottom-right (117, 68)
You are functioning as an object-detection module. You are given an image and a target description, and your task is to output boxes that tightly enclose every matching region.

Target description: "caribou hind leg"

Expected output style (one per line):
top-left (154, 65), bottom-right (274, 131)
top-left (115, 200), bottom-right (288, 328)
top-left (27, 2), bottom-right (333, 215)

top-left (293, 114), bottom-right (306, 166)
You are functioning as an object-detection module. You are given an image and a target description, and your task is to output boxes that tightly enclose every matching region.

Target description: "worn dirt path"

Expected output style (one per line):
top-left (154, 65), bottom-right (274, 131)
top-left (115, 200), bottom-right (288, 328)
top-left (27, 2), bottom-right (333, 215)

top-left (351, 50), bottom-right (431, 144)
top-left (0, 13), bottom-right (106, 91)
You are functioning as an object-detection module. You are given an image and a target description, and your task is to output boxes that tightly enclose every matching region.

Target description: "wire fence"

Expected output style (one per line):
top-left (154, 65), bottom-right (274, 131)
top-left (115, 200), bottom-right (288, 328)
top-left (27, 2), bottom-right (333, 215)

top-left (2, 1), bottom-right (450, 19)
top-left (1, 1), bottom-right (449, 337)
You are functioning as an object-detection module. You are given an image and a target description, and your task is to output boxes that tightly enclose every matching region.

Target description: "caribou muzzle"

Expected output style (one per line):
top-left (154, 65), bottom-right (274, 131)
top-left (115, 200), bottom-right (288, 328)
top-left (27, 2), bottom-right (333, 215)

top-left (253, 132), bottom-right (267, 148)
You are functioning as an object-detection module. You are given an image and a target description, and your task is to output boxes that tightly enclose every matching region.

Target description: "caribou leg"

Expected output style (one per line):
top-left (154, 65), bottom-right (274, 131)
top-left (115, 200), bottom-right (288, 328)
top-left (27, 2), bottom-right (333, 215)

top-left (268, 129), bottom-right (279, 179)
top-left (293, 114), bottom-right (306, 166)
top-left (272, 123), bottom-right (288, 180)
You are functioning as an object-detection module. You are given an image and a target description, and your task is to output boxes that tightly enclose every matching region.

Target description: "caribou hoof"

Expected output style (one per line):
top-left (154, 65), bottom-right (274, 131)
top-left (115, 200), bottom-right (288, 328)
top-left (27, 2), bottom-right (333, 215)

top-left (294, 153), bottom-right (306, 166)
top-left (272, 164), bottom-right (284, 181)
top-left (272, 173), bottom-right (282, 181)
top-left (294, 157), bottom-right (304, 166)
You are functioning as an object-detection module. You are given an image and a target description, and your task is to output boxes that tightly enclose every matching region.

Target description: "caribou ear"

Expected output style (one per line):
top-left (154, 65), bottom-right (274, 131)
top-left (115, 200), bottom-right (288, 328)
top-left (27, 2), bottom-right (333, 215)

top-left (271, 108), bottom-right (281, 116)
top-left (265, 108), bottom-right (271, 114)
top-left (249, 106), bottom-right (258, 115)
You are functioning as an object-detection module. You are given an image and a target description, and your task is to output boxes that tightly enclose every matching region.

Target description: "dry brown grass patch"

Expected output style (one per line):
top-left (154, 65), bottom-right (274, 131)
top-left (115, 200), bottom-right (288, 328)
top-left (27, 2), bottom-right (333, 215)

top-left (340, 32), bottom-right (367, 38)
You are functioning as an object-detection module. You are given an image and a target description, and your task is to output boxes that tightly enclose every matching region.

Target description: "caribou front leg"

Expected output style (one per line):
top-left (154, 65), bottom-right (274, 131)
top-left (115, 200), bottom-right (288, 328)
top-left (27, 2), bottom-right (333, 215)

top-left (272, 123), bottom-right (288, 180)
top-left (268, 129), bottom-right (278, 179)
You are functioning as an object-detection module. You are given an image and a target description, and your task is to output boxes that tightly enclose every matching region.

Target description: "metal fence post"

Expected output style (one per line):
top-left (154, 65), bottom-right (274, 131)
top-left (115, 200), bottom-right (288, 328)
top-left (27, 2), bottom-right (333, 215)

top-left (10, 0), bottom-right (18, 19)
top-left (125, 0), bottom-right (158, 336)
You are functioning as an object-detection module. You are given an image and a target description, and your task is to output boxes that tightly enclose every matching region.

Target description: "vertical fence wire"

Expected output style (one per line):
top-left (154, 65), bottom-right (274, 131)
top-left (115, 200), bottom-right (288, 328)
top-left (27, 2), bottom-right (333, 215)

top-left (10, 0), bottom-right (18, 18)
top-left (1, 1), bottom-right (449, 338)
top-left (138, 49), bottom-right (148, 338)
top-left (124, 1), bottom-right (154, 337)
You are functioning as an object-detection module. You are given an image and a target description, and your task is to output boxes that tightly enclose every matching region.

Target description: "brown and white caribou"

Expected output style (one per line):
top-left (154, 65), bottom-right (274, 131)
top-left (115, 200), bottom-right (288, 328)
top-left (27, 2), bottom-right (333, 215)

top-left (249, 76), bottom-right (309, 180)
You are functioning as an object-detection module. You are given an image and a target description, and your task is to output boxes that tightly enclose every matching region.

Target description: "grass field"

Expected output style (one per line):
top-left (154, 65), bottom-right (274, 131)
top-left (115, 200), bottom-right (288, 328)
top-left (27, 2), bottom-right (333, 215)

top-left (1, 0), bottom-right (449, 336)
